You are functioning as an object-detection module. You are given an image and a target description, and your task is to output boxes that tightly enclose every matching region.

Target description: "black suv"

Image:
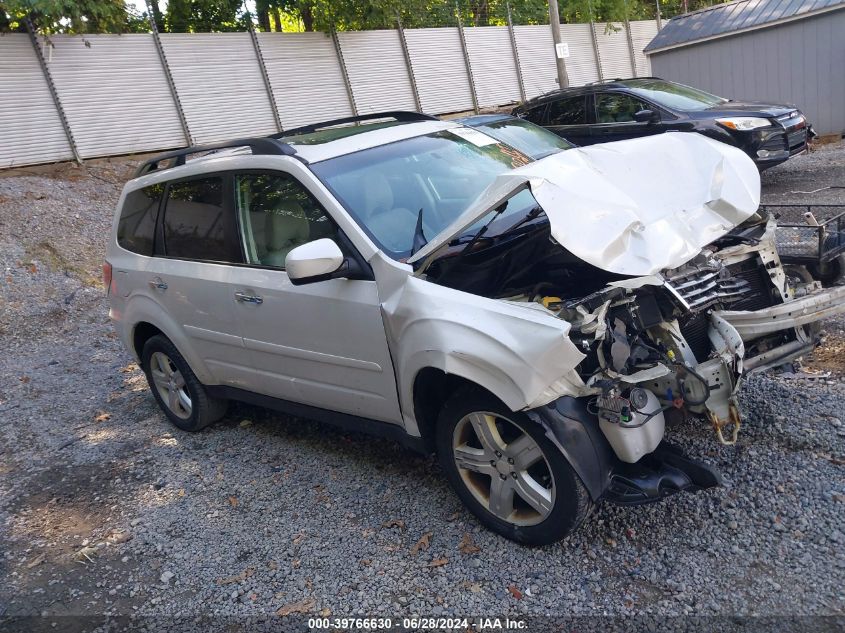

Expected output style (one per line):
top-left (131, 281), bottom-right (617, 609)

top-left (512, 77), bottom-right (812, 170)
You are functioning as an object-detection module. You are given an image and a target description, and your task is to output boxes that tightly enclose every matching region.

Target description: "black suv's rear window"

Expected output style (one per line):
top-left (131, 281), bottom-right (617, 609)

top-left (117, 184), bottom-right (163, 256)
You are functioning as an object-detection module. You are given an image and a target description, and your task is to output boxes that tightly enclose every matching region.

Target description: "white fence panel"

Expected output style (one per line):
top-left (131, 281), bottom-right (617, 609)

top-left (514, 25), bottom-right (558, 98)
top-left (630, 21), bottom-right (658, 76)
top-left (338, 30), bottom-right (416, 113)
top-left (46, 34), bottom-right (184, 158)
top-left (258, 32), bottom-right (353, 129)
top-left (1, 21), bottom-right (663, 168)
top-left (463, 26), bottom-right (521, 107)
top-left (0, 34), bottom-right (71, 168)
top-left (558, 24), bottom-right (601, 86)
top-left (404, 27), bottom-right (474, 114)
top-left (595, 23), bottom-right (634, 80)
top-left (162, 33), bottom-right (276, 144)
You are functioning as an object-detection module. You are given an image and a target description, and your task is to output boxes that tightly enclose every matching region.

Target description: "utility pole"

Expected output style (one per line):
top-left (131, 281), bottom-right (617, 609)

top-left (548, 0), bottom-right (570, 89)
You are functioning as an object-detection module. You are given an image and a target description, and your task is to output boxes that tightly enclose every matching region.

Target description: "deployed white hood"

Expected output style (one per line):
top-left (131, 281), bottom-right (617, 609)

top-left (409, 132), bottom-right (761, 277)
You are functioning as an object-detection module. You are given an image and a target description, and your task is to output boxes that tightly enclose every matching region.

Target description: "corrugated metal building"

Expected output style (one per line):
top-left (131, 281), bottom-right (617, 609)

top-left (645, 0), bottom-right (845, 135)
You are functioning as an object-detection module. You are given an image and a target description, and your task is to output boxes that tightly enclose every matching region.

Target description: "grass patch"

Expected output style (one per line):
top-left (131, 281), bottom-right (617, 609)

top-left (23, 240), bottom-right (102, 288)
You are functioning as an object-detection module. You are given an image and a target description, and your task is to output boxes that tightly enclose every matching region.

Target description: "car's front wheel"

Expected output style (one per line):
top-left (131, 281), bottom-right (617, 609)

top-left (141, 335), bottom-right (228, 432)
top-left (436, 389), bottom-right (592, 545)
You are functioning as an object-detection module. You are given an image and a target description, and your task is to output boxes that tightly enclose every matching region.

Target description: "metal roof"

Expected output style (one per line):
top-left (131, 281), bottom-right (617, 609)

top-left (645, 0), bottom-right (845, 53)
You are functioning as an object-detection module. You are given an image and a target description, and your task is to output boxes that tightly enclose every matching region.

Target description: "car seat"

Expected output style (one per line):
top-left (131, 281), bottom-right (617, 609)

top-left (262, 201), bottom-right (310, 267)
top-left (361, 172), bottom-right (417, 252)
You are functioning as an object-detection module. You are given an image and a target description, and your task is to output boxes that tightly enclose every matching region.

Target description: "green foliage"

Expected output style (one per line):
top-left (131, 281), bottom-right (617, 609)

top-left (0, 0), bottom-right (139, 32)
top-left (165, 0), bottom-right (249, 32)
top-left (0, 0), bottom-right (727, 35)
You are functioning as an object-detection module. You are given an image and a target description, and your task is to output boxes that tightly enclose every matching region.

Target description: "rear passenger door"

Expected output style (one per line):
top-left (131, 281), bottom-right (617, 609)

top-left (144, 175), bottom-right (253, 386)
top-left (545, 94), bottom-right (593, 145)
top-left (227, 171), bottom-right (403, 424)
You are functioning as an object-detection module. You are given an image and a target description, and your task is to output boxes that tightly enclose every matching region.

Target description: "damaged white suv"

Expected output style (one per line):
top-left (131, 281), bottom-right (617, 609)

top-left (106, 112), bottom-right (845, 544)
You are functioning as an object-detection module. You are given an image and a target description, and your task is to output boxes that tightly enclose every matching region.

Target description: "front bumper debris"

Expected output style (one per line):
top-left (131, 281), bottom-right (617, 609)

top-left (603, 441), bottom-right (722, 505)
top-left (716, 285), bottom-right (845, 340)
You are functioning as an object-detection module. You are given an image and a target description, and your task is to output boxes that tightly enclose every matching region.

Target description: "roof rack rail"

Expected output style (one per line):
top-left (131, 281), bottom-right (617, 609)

top-left (134, 137), bottom-right (297, 178)
top-left (272, 111), bottom-right (438, 139)
top-left (585, 76), bottom-right (662, 86)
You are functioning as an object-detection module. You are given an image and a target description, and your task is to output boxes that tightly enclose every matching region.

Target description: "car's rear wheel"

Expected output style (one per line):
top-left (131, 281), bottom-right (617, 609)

top-left (141, 335), bottom-right (227, 432)
top-left (436, 389), bottom-right (592, 545)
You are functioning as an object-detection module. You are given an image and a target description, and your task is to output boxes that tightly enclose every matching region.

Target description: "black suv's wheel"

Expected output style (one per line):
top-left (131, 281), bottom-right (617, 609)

top-left (140, 335), bottom-right (227, 432)
top-left (436, 388), bottom-right (592, 545)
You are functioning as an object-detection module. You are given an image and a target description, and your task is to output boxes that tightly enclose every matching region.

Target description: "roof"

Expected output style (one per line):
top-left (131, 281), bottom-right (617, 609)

top-left (515, 78), bottom-right (656, 108)
top-left (286, 120), bottom-right (456, 163)
top-left (133, 113), bottom-right (459, 180)
top-left (645, 0), bottom-right (845, 53)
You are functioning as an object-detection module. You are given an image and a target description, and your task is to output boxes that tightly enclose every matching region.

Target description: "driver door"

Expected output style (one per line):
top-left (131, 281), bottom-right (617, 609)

top-left (227, 170), bottom-right (402, 424)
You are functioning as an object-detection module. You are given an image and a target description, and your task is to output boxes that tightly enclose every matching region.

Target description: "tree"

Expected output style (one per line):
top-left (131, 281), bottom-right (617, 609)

top-left (1, 0), bottom-right (147, 33)
top-left (164, 0), bottom-right (247, 32)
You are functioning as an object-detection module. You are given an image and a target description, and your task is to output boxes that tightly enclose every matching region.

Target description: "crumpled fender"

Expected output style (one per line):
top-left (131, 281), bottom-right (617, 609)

top-left (378, 273), bottom-right (589, 433)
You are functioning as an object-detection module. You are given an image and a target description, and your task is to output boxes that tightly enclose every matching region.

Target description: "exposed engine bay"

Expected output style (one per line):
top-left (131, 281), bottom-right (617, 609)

top-left (424, 207), bottom-right (834, 468)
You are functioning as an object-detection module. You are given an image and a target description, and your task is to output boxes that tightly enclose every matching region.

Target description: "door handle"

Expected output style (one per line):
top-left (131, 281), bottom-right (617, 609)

top-left (148, 277), bottom-right (168, 291)
top-left (235, 291), bottom-right (263, 305)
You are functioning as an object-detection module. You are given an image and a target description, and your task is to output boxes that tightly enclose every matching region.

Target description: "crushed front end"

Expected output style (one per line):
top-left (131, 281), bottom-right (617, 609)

top-left (551, 210), bottom-right (845, 462)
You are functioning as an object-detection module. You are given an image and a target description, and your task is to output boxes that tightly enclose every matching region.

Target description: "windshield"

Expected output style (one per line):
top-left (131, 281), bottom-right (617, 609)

top-left (626, 79), bottom-right (727, 111)
top-left (469, 117), bottom-right (574, 159)
top-left (310, 129), bottom-right (538, 258)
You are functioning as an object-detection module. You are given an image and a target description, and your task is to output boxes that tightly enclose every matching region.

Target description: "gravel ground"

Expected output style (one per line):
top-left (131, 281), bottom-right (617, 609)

top-left (1, 144), bottom-right (844, 625)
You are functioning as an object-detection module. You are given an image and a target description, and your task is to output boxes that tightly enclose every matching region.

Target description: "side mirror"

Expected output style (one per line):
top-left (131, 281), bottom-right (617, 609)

top-left (633, 109), bottom-right (659, 124)
top-left (285, 238), bottom-right (345, 286)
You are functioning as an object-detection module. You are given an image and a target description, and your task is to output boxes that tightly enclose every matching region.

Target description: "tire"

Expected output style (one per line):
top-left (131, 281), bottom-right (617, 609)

top-left (140, 335), bottom-right (228, 432)
top-left (435, 388), bottom-right (593, 545)
top-left (809, 255), bottom-right (843, 286)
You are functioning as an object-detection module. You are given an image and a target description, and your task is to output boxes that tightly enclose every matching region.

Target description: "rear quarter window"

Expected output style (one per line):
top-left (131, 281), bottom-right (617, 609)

top-left (117, 184), bottom-right (164, 256)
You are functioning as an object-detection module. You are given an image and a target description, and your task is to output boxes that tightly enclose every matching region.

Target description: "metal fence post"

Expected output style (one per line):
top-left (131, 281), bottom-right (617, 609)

top-left (506, 3), bottom-right (527, 102)
top-left (25, 19), bottom-right (82, 164)
top-left (396, 17), bottom-right (422, 112)
top-left (624, 19), bottom-right (638, 76)
top-left (455, 11), bottom-right (479, 113)
top-left (146, 2), bottom-right (193, 145)
top-left (589, 21), bottom-right (604, 82)
top-left (246, 17), bottom-right (283, 132)
top-left (331, 30), bottom-right (358, 117)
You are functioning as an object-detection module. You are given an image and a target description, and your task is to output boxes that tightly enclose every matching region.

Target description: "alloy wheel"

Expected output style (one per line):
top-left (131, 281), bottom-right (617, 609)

top-left (149, 351), bottom-right (192, 420)
top-left (452, 412), bottom-right (555, 526)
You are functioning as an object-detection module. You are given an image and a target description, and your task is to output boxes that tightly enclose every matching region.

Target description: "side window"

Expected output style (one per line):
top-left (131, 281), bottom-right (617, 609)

top-left (595, 93), bottom-right (648, 123)
top-left (117, 184), bottom-right (164, 256)
top-left (548, 96), bottom-right (587, 126)
top-left (235, 173), bottom-right (338, 269)
top-left (523, 104), bottom-right (548, 125)
top-left (163, 176), bottom-right (239, 262)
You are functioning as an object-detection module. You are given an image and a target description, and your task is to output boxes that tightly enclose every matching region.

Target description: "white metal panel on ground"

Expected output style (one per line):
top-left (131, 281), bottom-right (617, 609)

top-left (0, 34), bottom-right (71, 168)
top-left (595, 23), bottom-right (634, 79)
top-left (558, 23), bottom-right (601, 86)
top-left (45, 34), bottom-right (185, 159)
top-left (258, 32), bottom-right (353, 130)
top-left (463, 26), bottom-right (521, 107)
top-left (404, 28), bottom-right (474, 114)
top-left (514, 25), bottom-right (558, 99)
top-left (161, 33), bottom-right (276, 144)
top-left (338, 30), bottom-right (416, 113)
top-left (630, 21), bottom-right (658, 76)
